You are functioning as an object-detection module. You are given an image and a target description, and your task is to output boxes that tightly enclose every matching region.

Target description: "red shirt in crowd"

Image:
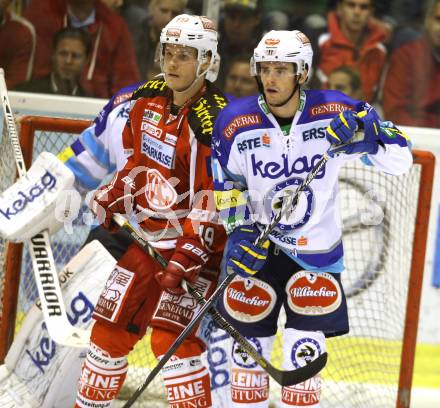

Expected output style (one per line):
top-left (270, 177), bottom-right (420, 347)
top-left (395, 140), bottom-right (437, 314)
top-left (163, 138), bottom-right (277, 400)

top-left (24, 0), bottom-right (140, 98)
top-left (383, 35), bottom-right (440, 128)
top-left (0, 10), bottom-right (35, 88)
top-left (317, 11), bottom-right (388, 102)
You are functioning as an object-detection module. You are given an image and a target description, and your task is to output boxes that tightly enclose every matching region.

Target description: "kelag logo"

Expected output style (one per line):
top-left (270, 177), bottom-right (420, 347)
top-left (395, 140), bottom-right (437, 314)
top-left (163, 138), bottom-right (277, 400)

top-left (0, 171), bottom-right (57, 220)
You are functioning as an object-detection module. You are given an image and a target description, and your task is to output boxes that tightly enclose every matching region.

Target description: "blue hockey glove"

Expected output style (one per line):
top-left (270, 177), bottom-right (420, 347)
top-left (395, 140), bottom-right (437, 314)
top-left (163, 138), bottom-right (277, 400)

top-left (326, 110), bottom-right (380, 157)
top-left (226, 225), bottom-right (270, 277)
top-left (326, 110), bottom-right (359, 145)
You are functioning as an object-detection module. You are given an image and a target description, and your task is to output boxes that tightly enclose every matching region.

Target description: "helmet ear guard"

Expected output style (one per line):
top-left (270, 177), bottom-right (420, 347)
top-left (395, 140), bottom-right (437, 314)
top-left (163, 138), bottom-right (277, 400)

top-left (159, 14), bottom-right (219, 82)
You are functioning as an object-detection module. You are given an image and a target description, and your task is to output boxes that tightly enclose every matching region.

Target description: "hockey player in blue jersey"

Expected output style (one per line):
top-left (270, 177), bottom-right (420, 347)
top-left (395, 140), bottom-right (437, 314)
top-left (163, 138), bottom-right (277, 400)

top-left (57, 82), bottom-right (142, 259)
top-left (211, 30), bottom-right (412, 407)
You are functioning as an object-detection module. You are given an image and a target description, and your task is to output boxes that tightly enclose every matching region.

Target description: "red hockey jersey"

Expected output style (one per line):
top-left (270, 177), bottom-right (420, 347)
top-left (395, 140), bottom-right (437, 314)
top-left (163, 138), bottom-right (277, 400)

top-left (121, 79), bottom-right (228, 261)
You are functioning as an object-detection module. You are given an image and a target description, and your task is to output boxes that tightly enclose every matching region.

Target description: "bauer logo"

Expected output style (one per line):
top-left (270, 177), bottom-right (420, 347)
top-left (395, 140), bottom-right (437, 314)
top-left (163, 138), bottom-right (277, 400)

top-left (223, 277), bottom-right (276, 322)
top-left (286, 271), bottom-right (341, 315)
top-left (0, 171), bottom-right (56, 220)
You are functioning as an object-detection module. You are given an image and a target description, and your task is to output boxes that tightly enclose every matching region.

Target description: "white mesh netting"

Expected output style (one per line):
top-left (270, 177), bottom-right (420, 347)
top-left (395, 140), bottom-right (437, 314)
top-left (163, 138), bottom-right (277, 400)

top-left (0, 116), bottom-right (425, 407)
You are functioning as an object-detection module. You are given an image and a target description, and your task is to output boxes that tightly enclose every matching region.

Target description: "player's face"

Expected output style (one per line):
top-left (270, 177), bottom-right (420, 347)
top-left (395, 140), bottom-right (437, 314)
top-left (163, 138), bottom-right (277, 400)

top-left (426, 2), bottom-right (440, 48)
top-left (225, 61), bottom-right (258, 98)
top-left (163, 44), bottom-right (199, 91)
top-left (259, 62), bottom-right (297, 106)
top-left (337, 0), bottom-right (372, 34)
top-left (53, 38), bottom-right (88, 81)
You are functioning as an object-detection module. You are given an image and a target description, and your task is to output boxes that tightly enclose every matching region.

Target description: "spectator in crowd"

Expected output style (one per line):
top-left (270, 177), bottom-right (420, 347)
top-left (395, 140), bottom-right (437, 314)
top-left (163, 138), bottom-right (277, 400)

top-left (129, 0), bottom-right (186, 80)
top-left (383, 0), bottom-right (440, 128)
top-left (217, 0), bottom-right (264, 85)
top-left (0, 0), bottom-right (35, 88)
top-left (224, 54), bottom-right (258, 98)
top-left (102, 0), bottom-right (149, 29)
top-left (101, 0), bottom-right (124, 9)
top-left (326, 65), bottom-right (364, 99)
top-left (23, 0), bottom-right (140, 98)
top-left (316, 0), bottom-right (388, 103)
top-left (15, 27), bottom-right (90, 96)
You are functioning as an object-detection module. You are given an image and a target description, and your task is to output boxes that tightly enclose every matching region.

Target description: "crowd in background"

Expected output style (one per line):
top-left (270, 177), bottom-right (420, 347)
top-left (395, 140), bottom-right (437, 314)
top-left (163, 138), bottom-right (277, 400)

top-left (0, 0), bottom-right (439, 128)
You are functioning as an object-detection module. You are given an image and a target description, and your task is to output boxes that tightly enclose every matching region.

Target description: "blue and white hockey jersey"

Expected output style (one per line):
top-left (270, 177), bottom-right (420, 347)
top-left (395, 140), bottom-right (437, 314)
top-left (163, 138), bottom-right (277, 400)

top-left (58, 82), bottom-right (143, 192)
top-left (211, 89), bottom-right (412, 272)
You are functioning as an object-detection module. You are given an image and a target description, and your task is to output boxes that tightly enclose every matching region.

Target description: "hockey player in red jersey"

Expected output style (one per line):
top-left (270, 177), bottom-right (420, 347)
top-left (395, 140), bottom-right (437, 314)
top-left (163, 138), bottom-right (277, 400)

top-left (74, 14), bottom-right (227, 408)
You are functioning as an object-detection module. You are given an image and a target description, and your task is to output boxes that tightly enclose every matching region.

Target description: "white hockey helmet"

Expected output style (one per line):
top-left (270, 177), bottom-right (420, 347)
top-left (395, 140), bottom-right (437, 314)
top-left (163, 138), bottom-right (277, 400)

top-left (251, 30), bottom-right (313, 80)
top-left (159, 14), bottom-right (218, 81)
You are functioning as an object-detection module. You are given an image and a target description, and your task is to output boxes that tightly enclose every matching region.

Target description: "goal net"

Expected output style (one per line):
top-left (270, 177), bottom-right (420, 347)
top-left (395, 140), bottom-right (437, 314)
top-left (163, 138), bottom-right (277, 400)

top-left (0, 115), bottom-right (434, 408)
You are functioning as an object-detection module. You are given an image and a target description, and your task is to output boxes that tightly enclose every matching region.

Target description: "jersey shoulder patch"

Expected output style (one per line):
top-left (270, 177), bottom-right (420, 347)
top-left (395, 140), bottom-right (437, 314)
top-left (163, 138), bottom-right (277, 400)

top-left (216, 95), bottom-right (265, 141)
top-left (300, 89), bottom-right (359, 123)
top-left (188, 83), bottom-right (228, 147)
top-left (131, 79), bottom-right (169, 100)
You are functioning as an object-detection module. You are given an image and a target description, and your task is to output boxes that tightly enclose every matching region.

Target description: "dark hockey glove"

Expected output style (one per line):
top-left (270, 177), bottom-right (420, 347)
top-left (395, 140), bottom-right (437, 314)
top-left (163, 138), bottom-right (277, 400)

top-left (156, 236), bottom-right (210, 295)
top-left (226, 225), bottom-right (270, 277)
top-left (89, 169), bottom-right (136, 230)
top-left (326, 110), bottom-right (380, 157)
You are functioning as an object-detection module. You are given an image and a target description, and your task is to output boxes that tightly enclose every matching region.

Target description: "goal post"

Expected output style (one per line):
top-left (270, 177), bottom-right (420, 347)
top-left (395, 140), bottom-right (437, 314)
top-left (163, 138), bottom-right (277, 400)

top-left (397, 150), bottom-right (434, 408)
top-left (0, 114), bottom-right (435, 407)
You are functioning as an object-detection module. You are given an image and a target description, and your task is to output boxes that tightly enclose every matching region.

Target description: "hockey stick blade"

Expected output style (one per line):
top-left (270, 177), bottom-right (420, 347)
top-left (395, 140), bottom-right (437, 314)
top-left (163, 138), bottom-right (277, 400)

top-left (114, 215), bottom-right (328, 389)
top-left (184, 282), bottom-right (327, 386)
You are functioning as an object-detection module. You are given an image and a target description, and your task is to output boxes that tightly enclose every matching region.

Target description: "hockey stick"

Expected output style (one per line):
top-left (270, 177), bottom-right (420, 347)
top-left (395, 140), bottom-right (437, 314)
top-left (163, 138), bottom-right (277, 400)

top-left (0, 68), bottom-right (90, 348)
top-left (113, 215), bottom-right (328, 407)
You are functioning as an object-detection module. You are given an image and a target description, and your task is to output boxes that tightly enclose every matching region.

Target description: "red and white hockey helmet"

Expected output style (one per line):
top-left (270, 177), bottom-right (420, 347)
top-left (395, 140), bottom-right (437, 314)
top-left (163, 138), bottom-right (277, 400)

top-left (251, 30), bottom-right (314, 80)
top-left (159, 14), bottom-right (218, 81)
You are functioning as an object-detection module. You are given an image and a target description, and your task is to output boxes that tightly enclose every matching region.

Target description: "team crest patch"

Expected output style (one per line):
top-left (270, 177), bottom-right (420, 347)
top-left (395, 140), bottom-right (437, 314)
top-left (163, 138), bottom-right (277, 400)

top-left (286, 271), bottom-right (341, 315)
top-left (224, 276), bottom-right (276, 322)
top-left (291, 337), bottom-right (322, 369)
top-left (232, 337), bottom-right (262, 369)
top-left (145, 169), bottom-right (177, 210)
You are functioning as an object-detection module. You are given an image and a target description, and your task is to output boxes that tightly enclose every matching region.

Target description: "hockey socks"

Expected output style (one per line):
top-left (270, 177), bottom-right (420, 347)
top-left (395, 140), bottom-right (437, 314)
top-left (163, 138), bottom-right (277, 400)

top-left (75, 342), bottom-right (128, 408)
top-left (279, 328), bottom-right (325, 407)
top-left (151, 327), bottom-right (213, 407)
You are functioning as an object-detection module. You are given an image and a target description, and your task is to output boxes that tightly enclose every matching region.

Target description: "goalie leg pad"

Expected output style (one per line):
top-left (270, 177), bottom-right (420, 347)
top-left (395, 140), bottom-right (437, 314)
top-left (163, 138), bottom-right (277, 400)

top-left (0, 152), bottom-right (76, 241)
top-left (279, 328), bottom-right (325, 407)
top-left (230, 335), bottom-right (274, 407)
top-left (151, 328), bottom-right (212, 408)
top-left (75, 341), bottom-right (128, 408)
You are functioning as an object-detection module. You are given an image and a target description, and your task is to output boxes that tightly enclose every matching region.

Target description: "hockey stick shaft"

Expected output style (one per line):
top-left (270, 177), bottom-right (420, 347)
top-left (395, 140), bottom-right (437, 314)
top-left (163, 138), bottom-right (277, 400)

top-left (0, 68), bottom-right (90, 348)
top-left (114, 215), bottom-right (327, 403)
top-left (255, 152), bottom-right (330, 245)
